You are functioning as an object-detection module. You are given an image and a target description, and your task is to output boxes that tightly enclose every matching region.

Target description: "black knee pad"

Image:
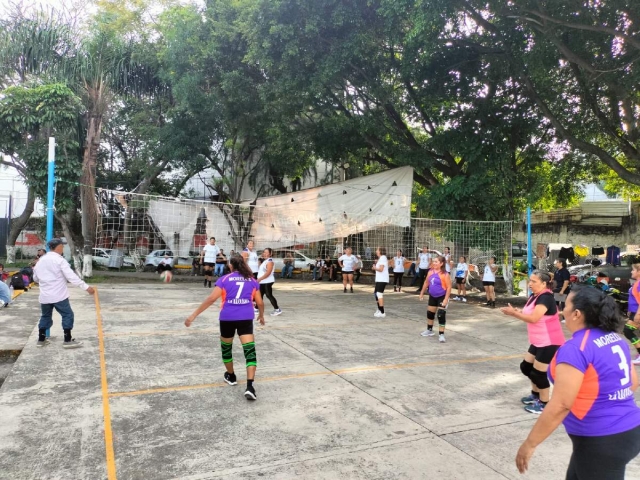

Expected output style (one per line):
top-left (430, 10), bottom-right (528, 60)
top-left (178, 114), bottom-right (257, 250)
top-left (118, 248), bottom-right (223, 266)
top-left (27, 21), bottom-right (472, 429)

top-left (529, 368), bottom-right (550, 389)
top-left (437, 309), bottom-right (446, 326)
top-left (520, 360), bottom-right (533, 378)
top-left (427, 310), bottom-right (436, 320)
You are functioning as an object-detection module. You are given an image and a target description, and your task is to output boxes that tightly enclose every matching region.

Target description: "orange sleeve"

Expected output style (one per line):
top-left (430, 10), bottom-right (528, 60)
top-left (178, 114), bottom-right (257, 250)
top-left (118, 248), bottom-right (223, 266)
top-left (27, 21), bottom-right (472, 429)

top-left (633, 282), bottom-right (640, 305)
top-left (441, 273), bottom-right (452, 290)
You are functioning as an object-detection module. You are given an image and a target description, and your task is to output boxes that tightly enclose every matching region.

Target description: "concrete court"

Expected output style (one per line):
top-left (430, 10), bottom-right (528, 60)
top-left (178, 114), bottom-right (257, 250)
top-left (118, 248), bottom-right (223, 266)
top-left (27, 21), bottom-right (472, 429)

top-left (1, 281), bottom-right (640, 480)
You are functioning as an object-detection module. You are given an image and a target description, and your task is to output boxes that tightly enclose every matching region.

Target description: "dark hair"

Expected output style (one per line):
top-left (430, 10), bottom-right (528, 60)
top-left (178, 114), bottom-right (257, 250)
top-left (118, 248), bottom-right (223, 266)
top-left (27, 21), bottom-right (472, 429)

top-left (210, 237), bottom-right (215, 240)
top-left (264, 247), bottom-right (273, 256)
top-left (531, 270), bottom-right (552, 286)
top-left (229, 256), bottom-right (253, 279)
top-left (378, 246), bottom-right (387, 256)
top-left (491, 256), bottom-right (497, 262)
top-left (459, 256), bottom-right (466, 262)
top-left (569, 287), bottom-right (623, 332)
top-left (556, 258), bottom-right (567, 269)
top-left (434, 255), bottom-right (447, 273)
top-left (47, 238), bottom-right (64, 250)
top-left (444, 247), bottom-right (450, 252)
top-left (397, 249), bottom-right (403, 255)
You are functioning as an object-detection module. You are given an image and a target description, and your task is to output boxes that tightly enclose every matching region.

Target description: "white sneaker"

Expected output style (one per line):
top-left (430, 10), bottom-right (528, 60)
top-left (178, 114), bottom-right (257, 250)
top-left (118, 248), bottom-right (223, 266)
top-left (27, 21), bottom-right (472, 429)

top-left (421, 329), bottom-right (435, 337)
top-left (374, 310), bottom-right (382, 318)
top-left (378, 312), bottom-right (386, 318)
top-left (270, 309), bottom-right (283, 316)
top-left (453, 296), bottom-right (460, 301)
top-left (439, 334), bottom-right (446, 343)
top-left (254, 308), bottom-right (259, 315)
top-left (461, 297), bottom-right (467, 303)
top-left (633, 354), bottom-right (640, 365)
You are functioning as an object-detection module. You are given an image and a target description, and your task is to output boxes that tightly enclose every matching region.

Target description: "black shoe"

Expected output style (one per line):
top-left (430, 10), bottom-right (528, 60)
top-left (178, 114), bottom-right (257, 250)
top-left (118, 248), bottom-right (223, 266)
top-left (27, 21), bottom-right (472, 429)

top-left (224, 372), bottom-right (237, 386)
top-left (350, 288), bottom-right (354, 293)
top-left (491, 301), bottom-right (496, 308)
top-left (244, 384), bottom-right (257, 400)
top-left (344, 288), bottom-right (347, 293)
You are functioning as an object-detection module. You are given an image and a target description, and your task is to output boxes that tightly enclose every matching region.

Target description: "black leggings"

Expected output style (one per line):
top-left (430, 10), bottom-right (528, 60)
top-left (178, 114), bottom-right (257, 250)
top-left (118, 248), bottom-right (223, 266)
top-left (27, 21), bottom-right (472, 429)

top-left (566, 425), bottom-right (640, 480)
top-left (260, 283), bottom-right (279, 309)
top-left (393, 272), bottom-right (403, 288)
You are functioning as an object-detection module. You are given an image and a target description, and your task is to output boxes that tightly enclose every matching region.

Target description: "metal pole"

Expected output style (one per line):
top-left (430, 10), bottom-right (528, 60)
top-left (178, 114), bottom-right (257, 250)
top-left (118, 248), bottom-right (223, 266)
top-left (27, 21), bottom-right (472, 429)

top-left (527, 207), bottom-right (533, 275)
top-left (46, 137), bottom-right (55, 243)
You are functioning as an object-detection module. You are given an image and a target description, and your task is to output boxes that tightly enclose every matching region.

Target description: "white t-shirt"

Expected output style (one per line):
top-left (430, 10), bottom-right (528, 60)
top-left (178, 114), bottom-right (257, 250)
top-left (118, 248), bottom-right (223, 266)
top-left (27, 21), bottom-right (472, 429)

top-left (455, 263), bottom-right (468, 279)
top-left (160, 257), bottom-right (173, 266)
top-left (375, 255), bottom-right (389, 283)
top-left (202, 244), bottom-right (220, 263)
top-left (444, 254), bottom-right (451, 273)
top-left (418, 252), bottom-right (431, 269)
top-left (339, 254), bottom-right (357, 272)
top-left (393, 256), bottom-right (405, 273)
top-left (243, 247), bottom-right (260, 273)
top-left (483, 264), bottom-right (496, 282)
top-left (258, 258), bottom-right (275, 284)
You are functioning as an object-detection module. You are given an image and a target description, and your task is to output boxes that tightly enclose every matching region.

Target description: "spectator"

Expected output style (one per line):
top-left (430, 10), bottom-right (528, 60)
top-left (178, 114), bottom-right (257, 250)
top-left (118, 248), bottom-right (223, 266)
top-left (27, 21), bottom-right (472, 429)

top-left (36, 248), bottom-right (46, 259)
top-left (33, 238), bottom-right (94, 348)
top-left (0, 263), bottom-right (7, 282)
top-left (281, 252), bottom-right (294, 279)
top-left (323, 255), bottom-right (332, 280)
top-left (156, 254), bottom-right (174, 274)
top-left (354, 255), bottom-right (362, 283)
top-left (215, 249), bottom-right (227, 277)
top-left (0, 280), bottom-right (10, 307)
top-left (191, 256), bottom-right (201, 276)
top-left (312, 256), bottom-right (325, 281)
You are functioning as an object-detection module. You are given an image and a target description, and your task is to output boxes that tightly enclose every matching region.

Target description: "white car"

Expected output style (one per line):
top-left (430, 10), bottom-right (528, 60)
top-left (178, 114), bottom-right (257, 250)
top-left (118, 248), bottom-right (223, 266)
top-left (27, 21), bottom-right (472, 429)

top-left (144, 249), bottom-right (191, 268)
top-left (92, 248), bottom-right (135, 267)
top-left (270, 250), bottom-right (315, 273)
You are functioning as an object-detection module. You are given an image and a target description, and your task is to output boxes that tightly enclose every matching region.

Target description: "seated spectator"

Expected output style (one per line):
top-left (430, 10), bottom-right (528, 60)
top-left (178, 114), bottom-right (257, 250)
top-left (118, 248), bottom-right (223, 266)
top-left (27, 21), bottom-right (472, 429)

top-left (0, 280), bottom-right (10, 307)
top-left (215, 249), bottom-right (227, 277)
top-left (328, 258), bottom-right (341, 281)
top-left (156, 254), bottom-right (173, 274)
top-left (323, 256), bottom-right (332, 280)
top-left (281, 253), bottom-right (294, 279)
top-left (36, 248), bottom-right (46, 259)
top-left (312, 256), bottom-right (325, 281)
top-left (408, 261), bottom-right (416, 277)
top-left (0, 263), bottom-right (7, 282)
top-left (191, 256), bottom-right (201, 276)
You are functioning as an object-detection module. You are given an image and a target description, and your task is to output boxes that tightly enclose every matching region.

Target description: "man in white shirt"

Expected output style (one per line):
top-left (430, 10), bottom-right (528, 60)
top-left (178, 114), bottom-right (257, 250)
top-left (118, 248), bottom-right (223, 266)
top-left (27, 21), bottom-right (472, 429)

top-left (156, 254), bottom-right (174, 274)
top-left (33, 238), bottom-right (95, 348)
top-left (200, 237), bottom-right (220, 288)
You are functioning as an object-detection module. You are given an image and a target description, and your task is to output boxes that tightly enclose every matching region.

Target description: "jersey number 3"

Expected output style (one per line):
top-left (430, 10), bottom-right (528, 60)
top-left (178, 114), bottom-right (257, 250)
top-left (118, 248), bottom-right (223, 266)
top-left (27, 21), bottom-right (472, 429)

top-left (612, 345), bottom-right (630, 386)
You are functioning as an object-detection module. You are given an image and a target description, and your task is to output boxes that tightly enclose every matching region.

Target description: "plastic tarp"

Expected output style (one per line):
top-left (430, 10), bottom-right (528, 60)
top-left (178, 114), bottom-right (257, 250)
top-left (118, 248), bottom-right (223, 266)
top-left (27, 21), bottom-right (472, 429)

top-left (249, 166), bottom-right (413, 248)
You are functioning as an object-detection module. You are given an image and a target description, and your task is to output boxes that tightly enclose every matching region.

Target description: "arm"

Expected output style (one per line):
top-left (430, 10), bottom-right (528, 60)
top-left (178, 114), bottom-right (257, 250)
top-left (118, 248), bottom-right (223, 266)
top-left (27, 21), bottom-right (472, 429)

top-left (491, 264), bottom-right (499, 273)
top-left (60, 259), bottom-right (94, 294)
top-left (253, 288), bottom-right (265, 325)
top-left (632, 365), bottom-right (639, 392)
top-left (500, 303), bottom-right (549, 324)
top-left (560, 280), bottom-right (570, 294)
top-left (185, 286), bottom-right (223, 326)
top-left (516, 363), bottom-right (583, 473)
top-left (200, 249), bottom-right (205, 264)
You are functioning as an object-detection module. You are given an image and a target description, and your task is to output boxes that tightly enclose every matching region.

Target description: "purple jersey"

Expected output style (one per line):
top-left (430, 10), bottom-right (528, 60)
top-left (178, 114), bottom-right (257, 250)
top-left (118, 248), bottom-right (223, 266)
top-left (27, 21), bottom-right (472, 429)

top-left (549, 328), bottom-right (640, 436)
top-left (215, 273), bottom-right (259, 321)
top-left (426, 270), bottom-right (450, 298)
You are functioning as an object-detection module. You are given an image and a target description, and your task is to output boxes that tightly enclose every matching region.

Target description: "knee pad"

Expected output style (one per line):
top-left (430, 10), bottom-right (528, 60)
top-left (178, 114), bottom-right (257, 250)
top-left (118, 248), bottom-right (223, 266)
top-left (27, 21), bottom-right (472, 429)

top-left (529, 368), bottom-right (550, 389)
top-left (377, 292), bottom-right (383, 299)
top-left (221, 340), bottom-right (233, 364)
top-left (437, 309), bottom-right (446, 326)
top-left (520, 360), bottom-right (533, 378)
top-left (427, 310), bottom-right (436, 320)
top-left (243, 341), bottom-right (257, 367)
top-left (624, 326), bottom-right (640, 344)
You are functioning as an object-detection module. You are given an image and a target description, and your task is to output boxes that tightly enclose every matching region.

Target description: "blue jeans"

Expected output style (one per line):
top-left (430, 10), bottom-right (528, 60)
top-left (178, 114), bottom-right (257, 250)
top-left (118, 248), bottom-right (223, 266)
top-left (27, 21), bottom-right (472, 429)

top-left (312, 266), bottom-right (322, 280)
top-left (214, 263), bottom-right (225, 276)
top-left (38, 298), bottom-right (74, 331)
top-left (281, 264), bottom-right (293, 278)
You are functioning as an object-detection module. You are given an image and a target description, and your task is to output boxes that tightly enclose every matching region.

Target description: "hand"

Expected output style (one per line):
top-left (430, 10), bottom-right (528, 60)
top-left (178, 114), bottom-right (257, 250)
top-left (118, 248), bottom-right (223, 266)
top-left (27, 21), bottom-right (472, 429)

top-left (515, 440), bottom-right (536, 474)
top-left (419, 295), bottom-right (424, 301)
top-left (441, 301), bottom-right (448, 308)
top-left (500, 303), bottom-right (517, 316)
top-left (185, 315), bottom-right (196, 328)
top-left (257, 315), bottom-right (265, 326)
top-left (86, 286), bottom-right (95, 295)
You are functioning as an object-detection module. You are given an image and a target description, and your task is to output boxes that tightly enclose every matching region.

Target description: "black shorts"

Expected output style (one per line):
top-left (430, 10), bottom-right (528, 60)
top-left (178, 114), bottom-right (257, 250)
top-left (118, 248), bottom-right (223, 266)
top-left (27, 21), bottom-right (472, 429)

top-left (428, 295), bottom-right (446, 307)
top-left (203, 262), bottom-right (215, 268)
top-left (483, 281), bottom-right (495, 286)
top-left (342, 271), bottom-right (354, 276)
top-left (220, 320), bottom-right (254, 338)
top-left (527, 344), bottom-right (561, 364)
top-left (374, 282), bottom-right (386, 293)
top-left (455, 277), bottom-right (466, 285)
top-left (252, 272), bottom-right (258, 279)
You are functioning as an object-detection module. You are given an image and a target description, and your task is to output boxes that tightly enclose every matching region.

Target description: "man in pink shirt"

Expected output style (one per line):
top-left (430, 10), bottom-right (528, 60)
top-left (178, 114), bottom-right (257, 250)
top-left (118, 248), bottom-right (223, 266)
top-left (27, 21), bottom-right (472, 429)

top-left (33, 238), bottom-right (95, 348)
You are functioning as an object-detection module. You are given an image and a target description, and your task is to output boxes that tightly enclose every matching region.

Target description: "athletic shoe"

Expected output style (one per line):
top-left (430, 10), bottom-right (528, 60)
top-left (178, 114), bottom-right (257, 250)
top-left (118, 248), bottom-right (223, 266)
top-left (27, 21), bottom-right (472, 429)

top-left (484, 301), bottom-right (491, 306)
top-left (521, 394), bottom-right (539, 405)
top-left (245, 385), bottom-right (257, 401)
top-left (271, 309), bottom-right (283, 316)
top-left (461, 297), bottom-right (467, 303)
top-left (633, 354), bottom-right (640, 365)
top-left (62, 339), bottom-right (83, 349)
top-left (254, 308), bottom-right (259, 315)
top-left (344, 288), bottom-right (347, 293)
top-left (439, 334), bottom-right (446, 343)
top-left (0, 300), bottom-right (5, 308)
top-left (378, 312), bottom-right (386, 318)
top-left (420, 329), bottom-right (435, 337)
top-left (453, 296), bottom-right (460, 301)
top-left (350, 288), bottom-right (354, 293)
top-left (393, 287), bottom-right (397, 292)
top-left (224, 372), bottom-right (238, 386)
top-left (524, 400), bottom-right (545, 415)
top-left (36, 339), bottom-right (50, 348)
top-left (374, 310), bottom-right (382, 317)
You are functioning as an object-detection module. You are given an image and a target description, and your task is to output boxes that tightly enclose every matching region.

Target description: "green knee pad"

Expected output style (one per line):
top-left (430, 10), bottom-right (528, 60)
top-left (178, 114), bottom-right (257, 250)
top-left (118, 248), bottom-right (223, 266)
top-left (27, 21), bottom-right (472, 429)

top-left (221, 340), bottom-right (233, 364)
top-left (243, 341), bottom-right (257, 368)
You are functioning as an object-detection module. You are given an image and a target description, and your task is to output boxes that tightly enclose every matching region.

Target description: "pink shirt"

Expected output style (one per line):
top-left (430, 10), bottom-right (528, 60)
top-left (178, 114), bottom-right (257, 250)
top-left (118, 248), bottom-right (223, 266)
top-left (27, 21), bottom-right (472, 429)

top-left (33, 252), bottom-right (89, 304)
top-left (523, 290), bottom-right (566, 347)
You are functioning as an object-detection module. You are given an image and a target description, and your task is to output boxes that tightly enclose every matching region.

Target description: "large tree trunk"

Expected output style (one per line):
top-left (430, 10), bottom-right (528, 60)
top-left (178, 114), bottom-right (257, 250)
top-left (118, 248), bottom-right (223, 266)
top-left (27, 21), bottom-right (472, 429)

top-left (5, 187), bottom-right (35, 264)
top-left (80, 112), bottom-right (102, 278)
top-left (57, 211), bottom-right (83, 278)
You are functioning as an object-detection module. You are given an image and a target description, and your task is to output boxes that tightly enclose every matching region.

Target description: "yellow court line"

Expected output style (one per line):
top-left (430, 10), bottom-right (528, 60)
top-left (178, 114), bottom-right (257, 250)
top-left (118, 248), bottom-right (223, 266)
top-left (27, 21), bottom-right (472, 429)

top-left (95, 288), bottom-right (117, 480)
top-left (108, 353), bottom-right (522, 399)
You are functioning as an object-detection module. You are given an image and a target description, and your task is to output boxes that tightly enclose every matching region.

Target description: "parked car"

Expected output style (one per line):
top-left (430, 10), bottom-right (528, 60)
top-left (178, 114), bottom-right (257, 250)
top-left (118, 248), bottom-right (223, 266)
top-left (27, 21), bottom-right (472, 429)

top-left (92, 248), bottom-right (135, 268)
top-left (270, 249), bottom-right (315, 273)
top-left (144, 249), bottom-right (192, 269)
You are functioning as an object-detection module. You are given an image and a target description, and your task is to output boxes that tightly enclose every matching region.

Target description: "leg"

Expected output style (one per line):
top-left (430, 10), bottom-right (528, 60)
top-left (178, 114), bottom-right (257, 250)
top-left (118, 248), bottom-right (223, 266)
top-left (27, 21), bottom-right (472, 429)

top-left (342, 271), bottom-right (347, 290)
top-left (37, 303), bottom-right (55, 342)
top-left (624, 324), bottom-right (640, 355)
top-left (426, 307), bottom-right (436, 330)
top-left (239, 333), bottom-right (257, 380)
top-left (54, 299), bottom-right (75, 342)
top-left (220, 336), bottom-right (235, 374)
top-left (520, 351), bottom-right (538, 398)
top-left (532, 359), bottom-right (551, 402)
top-left (484, 285), bottom-right (490, 302)
top-left (397, 273), bottom-right (403, 291)
top-left (437, 306), bottom-right (447, 334)
top-left (264, 283), bottom-right (279, 310)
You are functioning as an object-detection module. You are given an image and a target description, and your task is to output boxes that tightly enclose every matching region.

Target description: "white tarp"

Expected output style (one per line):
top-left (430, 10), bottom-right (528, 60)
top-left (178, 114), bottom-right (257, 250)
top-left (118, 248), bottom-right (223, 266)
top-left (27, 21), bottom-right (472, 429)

top-left (249, 166), bottom-right (413, 248)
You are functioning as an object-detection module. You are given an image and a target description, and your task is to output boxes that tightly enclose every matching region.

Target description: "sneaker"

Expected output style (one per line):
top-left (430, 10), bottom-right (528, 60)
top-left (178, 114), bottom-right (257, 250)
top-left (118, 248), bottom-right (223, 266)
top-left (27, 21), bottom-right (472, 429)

top-left (394, 287), bottom-right (397, 292)
top-left (524, 400), bottom-right (545, 415)
top-left (36, 339), bottom-right (50, 348)
top-left (521, 394), bottom-right (539, 405)
top-left (378, 312), bottom-right (386, 318)
top-left (374, 310), bottom-right (382, 317)
top-left (224, 372), bottom-right (238, 386)
top-left (0, 300), bottom-right (5, 308)
top-left (439, 334), bottom-right (446, 343)
top-left (461, 297), bottom-right (467, 303)
top-left (350, 288), bottom-right (354, 293)
top-left (245, 385), bottom-right (257, 401)
top-left (344, 288), bottom-right (347, 293)
top-left (633, 354), bottom-right (640, 365)
top-left (270, 309), bottom-right (283, 316)
top-left (62, 339), bottom-right (83, 349)
top-left (254, 308), bottom-right (259, 315)
top-left (453, 296), bottom-right (460, 301)
top-left (420, 329), bottom-right (435, 337)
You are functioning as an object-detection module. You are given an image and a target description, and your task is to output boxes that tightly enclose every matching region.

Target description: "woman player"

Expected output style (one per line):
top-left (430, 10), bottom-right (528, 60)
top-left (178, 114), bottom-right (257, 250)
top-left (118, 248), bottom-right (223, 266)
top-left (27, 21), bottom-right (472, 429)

top-left (372, 247), bottom-right (389, 318)
top-left (453, 256), bottom-right (469, 302)
top-left (419, 256), bottom-right (451, 343)
top-left (338, 247), bottom-right (357, 293)
top-left (185, 256), bottom-right (265, 401)
top-left (483, 256), bottom-right (498, 308)
top-left (392, 249), bottom-right (406, 292)
top-left (257, 248), bottom-right (282, 316)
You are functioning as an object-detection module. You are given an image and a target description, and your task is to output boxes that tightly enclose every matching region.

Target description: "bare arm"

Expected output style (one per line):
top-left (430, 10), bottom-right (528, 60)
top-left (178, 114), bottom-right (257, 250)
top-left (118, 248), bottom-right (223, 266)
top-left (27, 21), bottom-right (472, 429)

top-left (185, 287), bottom-right (223, 326)
top-left (560, 280), bottom-right (570, 294)
top-left (500, 303), bottom-right (549, 324)
top-left (253, 288), bottom-right (265, 325)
